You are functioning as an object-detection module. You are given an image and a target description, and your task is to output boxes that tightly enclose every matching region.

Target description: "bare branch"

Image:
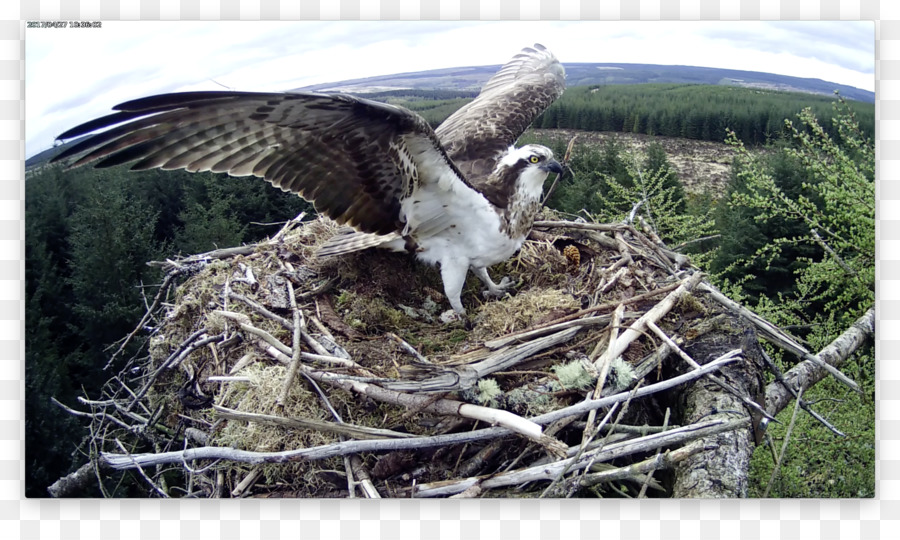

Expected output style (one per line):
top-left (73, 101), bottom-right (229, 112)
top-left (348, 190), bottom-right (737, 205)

top-left (102, 353), bottom-right (740, 471)
top-left (532, 220), bottom-right (627, 232)
top-left (413, 417), bottom-right (749, 497)
top-left (766, 307), bottom-right (874, 416)
top-left (213, 405), bottom-right (415, 440)
top-left (593, 271), bottom-right (704, 372)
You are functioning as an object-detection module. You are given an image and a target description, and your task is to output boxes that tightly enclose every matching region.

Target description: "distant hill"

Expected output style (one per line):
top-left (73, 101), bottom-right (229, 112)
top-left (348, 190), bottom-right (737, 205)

top-left (26, 145), bottom-right (66, 169)
top-left (30, 63), bottom-right (871, 168)
top-left (298, 62), bottom-right (873, 104)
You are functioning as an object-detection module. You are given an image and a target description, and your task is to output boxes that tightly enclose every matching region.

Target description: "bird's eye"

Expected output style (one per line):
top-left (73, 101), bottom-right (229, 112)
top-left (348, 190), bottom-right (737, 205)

top-left (529, 155), bottom-right (540, 163)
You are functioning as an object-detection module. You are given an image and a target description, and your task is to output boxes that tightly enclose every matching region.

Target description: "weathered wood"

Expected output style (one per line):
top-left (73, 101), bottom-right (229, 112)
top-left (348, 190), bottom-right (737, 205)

top-left (671, 312), bottom-right (766, 498)
top-left (60, 208), bottom-right (872, 499)
top-left (413, 417), bottom-right (749, 498)
top-left (101, 356), bottom-right (739, 471)
top-left (765, 307), bottom-right (874, 416)
top-left (593, 271), bottom-right (704, 371)
top-left (47, 461), bottom-right (106, 498)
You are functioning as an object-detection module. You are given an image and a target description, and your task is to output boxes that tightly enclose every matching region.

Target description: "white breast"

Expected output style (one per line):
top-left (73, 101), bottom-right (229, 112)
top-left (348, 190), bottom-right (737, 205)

top-left (390, 140), bottom-right (525, 269)
top-left (409, 184), bottom-right (523, 269)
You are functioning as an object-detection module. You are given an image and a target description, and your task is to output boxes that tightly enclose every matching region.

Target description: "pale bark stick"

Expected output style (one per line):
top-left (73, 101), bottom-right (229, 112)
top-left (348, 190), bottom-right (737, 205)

top-left (763, 387), bottom-right (804, 498)
top-left (575, 441), bottom-right (703, 490)
top-left (231, 466), bottom-right (262, 497)
top-left (350, 455), bottom-right (381, 498)
top-left (214, 405), bottom-right (414, 440)
top-left (532, 221), bottom-right (627, 232)
top-left (594, 304), bottom-right (625, 393)
top-left (701, 281), bottom-right (861, 394)
top-left (647, 320), bottom-right (774, 421)
top-left (765, 307), bottom-right (874, 416)
top-left (276, 282), bottom-right (303, 409)
top-left (413, 417), bottom-right (749, 498)
top-left (593, 271), bottom-right (704, 372)
top-left (637, 407), bottom-right (670, 498)
top-left (102, 354), bottom-right (740, 471)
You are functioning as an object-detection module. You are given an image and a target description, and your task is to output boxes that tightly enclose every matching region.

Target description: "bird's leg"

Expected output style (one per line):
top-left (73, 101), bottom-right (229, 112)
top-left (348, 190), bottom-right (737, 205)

top-left (473, 266), bottom-right (514, 298)
top-left (439, 259), bottom-right (469, 321)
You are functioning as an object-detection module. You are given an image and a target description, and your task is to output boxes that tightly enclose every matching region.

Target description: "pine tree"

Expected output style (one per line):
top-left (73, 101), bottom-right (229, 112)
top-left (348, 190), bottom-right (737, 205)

top-left (715, 97), bottom-right (874, 332)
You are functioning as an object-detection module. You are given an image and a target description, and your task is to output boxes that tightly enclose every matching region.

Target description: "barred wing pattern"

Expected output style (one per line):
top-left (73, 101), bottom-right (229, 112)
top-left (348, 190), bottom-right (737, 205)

top-left (52, 91), bottom-right (467, 236)
top-left (434, 44), bottom-right (566, 207)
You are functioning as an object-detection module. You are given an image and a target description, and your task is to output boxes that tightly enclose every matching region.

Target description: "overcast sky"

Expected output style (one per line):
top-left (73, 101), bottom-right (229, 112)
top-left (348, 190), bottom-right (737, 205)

top-left (25, 20), bottom-right (874, 158)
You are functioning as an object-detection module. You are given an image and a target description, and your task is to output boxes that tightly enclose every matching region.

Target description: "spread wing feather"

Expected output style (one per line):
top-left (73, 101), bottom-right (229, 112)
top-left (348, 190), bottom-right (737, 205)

top-left (52, 91), bottom-right (471, 236)
top-left (435, 44), bottom-right (566, 185)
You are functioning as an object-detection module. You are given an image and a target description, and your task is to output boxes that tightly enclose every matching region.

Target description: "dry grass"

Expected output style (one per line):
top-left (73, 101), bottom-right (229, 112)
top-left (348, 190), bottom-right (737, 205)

top-left (96, 213), bottom-right (705, 498)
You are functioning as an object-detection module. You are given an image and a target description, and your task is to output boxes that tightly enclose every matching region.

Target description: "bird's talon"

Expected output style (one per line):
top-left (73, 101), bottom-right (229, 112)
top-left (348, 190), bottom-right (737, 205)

top-left (482, 287), bottom-right (507, 299)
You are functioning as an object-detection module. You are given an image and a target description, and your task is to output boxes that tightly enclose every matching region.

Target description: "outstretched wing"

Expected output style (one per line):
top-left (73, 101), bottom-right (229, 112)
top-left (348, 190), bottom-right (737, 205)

top-left (435, 44), bottom-right (566, 183)
top-left (52, 91), bottom-right (469, 236)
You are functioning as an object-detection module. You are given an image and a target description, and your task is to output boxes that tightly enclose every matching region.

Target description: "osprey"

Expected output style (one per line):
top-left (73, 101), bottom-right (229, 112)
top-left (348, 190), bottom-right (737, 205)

top-left (52, 44), bottom-right (566, 317)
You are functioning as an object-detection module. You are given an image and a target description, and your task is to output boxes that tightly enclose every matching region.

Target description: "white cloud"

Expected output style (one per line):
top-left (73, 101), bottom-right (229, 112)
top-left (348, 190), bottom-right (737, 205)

top-left (25, 20), bottom-right (874, 158)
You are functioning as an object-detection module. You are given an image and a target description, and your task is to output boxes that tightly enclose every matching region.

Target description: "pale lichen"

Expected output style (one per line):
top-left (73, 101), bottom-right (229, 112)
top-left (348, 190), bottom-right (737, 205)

top-left (552, 360), bottom-right (596, 391)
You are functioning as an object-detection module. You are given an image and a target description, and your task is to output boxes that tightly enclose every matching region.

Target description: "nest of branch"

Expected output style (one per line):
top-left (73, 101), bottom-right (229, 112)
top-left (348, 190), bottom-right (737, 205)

top-left (62, 211), bottom-right (829, 499)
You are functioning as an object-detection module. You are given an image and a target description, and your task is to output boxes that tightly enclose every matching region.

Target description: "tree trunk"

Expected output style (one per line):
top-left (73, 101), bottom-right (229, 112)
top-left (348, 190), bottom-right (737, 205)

top-left (671, 314), bottom-right (766, 498)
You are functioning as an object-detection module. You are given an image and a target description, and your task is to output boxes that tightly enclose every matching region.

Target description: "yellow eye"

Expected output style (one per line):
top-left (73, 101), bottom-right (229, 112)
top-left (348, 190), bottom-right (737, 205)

top-left (529, 155), bottom-right (540, 163)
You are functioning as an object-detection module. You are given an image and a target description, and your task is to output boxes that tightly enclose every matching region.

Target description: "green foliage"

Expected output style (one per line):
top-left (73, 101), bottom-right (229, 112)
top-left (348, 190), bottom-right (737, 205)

top-left (535, 84), bottom-right (874, 146)
top-left (357, 89), bottom-right (476, 128)
top-left (25, 85), bottom-right (875, 497)
top-left (590, 144), bottom-right (701, 245)
top-left (24, 163), bottom-right (312, 495)
top-left (168, 171), bottom-right (313, 253)
top-left (522, 133), bottom-right (716, 263)
top-left (67, 174), bottom-right (167, 350)
top-left (357, 89), bottom-right (476, 102)
top-left (25, 166), bottom-right (168, 496)
top-left (711, 149), bottom-right (820, 303)
top-left (400, 97), bottom-right (475, 127)
top-left (348, 85), bottom-right (873, 145)
top-left (749, 345), bottom-right (875, 498)
top-left (718, 97), bottom-right (874, 328)
top-left (710, 97), bottom-right (875, 497)
top-left (25, 230), bottom-right (83, 496)
top-left (174, 184), bottom-right (247, 254)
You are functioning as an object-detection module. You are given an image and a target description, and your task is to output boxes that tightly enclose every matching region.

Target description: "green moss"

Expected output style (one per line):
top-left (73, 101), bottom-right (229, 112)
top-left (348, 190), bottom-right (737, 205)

top-left (677, 293), bottom-right (708, 316)
top-left (608, 357), bottom-right (636, 392)
top-left (506, 386), bottom-right (555, 416)
top-left (448, 329), bottom-right (468, 344)
top-left (335, 290), bottom-right (354, 307)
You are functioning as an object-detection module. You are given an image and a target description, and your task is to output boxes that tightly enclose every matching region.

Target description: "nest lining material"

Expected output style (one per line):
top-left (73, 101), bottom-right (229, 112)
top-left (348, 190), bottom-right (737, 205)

top-left (85, 213), bottom-right (795, 498)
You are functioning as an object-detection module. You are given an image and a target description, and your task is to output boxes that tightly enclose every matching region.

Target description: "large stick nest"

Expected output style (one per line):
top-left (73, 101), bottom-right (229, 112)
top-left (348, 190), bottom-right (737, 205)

top-left (63, 212), bottom-right (804, 498)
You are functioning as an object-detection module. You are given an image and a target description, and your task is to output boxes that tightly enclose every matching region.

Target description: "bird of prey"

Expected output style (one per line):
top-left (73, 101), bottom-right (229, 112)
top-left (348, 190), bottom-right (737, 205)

top-left (52, 44), bottom-right (566, 317)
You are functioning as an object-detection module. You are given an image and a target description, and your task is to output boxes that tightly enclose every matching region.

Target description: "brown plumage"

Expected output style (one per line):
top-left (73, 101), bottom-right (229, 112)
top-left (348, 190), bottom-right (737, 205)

top-left (52, 92), bottom-right (448, 236)
top-left (52, 44), bottom-right (567, 316)
top-left (436, 44), bottom-right (566, 207)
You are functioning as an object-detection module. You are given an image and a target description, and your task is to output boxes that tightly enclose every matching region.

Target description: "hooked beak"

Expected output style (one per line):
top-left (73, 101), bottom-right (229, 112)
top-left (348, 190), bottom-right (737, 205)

top-left (542, 159), bottom-right (563, 175)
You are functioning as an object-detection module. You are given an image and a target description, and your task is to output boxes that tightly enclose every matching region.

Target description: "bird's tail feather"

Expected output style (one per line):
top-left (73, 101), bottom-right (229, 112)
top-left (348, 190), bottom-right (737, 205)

top-left (316, 227), bottom-right (402, 258)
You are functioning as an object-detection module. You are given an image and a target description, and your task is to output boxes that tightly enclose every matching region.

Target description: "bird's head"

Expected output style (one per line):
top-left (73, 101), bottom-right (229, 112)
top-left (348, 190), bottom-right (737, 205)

top-left (497, 144), bottom-right (563, 199)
